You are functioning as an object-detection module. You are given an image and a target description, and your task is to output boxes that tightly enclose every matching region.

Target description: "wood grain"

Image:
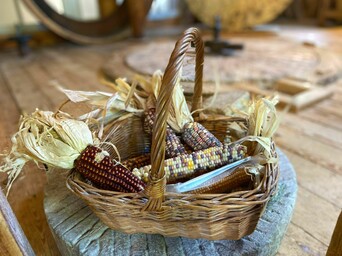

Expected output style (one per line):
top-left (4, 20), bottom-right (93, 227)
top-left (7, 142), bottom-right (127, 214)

top-left (1, 59), bottom-right (53, 112)
top-left (280, 113), bottom-right (342, 151)
top-left (290, 186), bottom-right (340, 246)
top-left (278, 223), bottom-right (327, 255)
top-left (275, 127), bottom-right (342, 175)
top-left (283, 150), bottom-right (342, 208)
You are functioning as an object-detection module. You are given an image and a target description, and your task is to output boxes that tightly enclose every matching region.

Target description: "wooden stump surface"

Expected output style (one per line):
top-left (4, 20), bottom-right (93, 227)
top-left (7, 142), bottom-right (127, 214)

top-left (44, 150), bottom-right (297, 256)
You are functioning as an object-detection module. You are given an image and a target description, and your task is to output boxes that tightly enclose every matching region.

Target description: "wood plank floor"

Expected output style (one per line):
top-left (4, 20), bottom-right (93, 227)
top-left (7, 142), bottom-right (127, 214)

top-left (0, 27), bottom-right (341, 255)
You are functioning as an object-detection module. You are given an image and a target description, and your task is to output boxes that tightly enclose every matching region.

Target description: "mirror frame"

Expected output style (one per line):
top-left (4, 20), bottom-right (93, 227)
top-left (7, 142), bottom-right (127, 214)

top-left (23, 0), bottom-right (152, 44)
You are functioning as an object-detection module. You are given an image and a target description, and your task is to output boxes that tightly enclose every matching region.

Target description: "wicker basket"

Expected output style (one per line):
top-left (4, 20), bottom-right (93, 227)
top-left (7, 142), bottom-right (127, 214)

top-left (66, 27), bottom-right (279, 240)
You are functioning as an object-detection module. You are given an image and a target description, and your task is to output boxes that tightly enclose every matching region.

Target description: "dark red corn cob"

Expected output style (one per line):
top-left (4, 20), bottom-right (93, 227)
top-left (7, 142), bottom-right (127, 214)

top-left (144, 108), bottom-right (186, 158)
top-left (74, 145), bottom-right (146, 193)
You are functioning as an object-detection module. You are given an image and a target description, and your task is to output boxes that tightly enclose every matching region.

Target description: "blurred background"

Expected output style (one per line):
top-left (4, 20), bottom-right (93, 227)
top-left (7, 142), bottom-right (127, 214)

top-left (0, 0), bottom-right (342, 49)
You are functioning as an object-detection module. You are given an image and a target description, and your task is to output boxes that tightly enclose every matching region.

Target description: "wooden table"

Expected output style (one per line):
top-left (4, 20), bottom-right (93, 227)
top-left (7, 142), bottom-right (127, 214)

top-left (0, 25), bottom-right (341, 255)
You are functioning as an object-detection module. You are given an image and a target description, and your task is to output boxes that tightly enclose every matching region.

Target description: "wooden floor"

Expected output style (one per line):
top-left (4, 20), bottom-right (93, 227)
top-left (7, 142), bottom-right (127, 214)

top-left (0, 26), bottom-right (341, 255)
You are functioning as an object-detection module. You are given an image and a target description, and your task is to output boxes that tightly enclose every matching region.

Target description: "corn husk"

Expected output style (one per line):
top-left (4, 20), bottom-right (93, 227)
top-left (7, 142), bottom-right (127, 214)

top-left (247, 97), bottom-right (279, 138)
top-left (60, 70), bottom-right (193, 133)
top-left (0, 110), bottom-right (94, 194)
top-left (170, 96), bottom-right (279, 194)
top-left (203, 95), bottom-right (279, 161)
top-left (57, 77), bottom-right (146, 130)
top-left (145, 69), bottom-right (193, 132)
top-left (110, 70), bottom-right (193, 132)
top-left (245, 96), bottom-right (279, 158)
top-left (59, 87), bottom-right (143, 118)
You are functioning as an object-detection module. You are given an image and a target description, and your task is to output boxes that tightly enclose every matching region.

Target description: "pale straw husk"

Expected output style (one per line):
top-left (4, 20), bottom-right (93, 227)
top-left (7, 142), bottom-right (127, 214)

top-left (0, 109), bottom-right (94, 194)
top-left (59, 69), bottom-right (193, 134)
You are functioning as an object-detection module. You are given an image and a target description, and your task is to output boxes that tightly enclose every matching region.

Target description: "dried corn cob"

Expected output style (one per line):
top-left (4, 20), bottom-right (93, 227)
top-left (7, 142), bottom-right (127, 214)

top-left (143, 108), bottom-right (156, 135)
top-left (188, 168), bottom-right (252, 194)
top-left (132, 143), bottom-right (247, 183)
top-left (144, 108), bottom-right (186, 158)
top-left (121, 154), bottom-right (151, 170)
top-left (75, 145), bottom-right (145, 193)
top-left (182, 122), bottom-right (222, 151)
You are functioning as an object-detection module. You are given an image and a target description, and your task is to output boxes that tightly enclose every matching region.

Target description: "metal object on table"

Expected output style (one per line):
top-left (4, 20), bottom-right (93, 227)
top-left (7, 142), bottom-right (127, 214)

top-left (9, 32), bottom-right (31, 57)
top-left (10, 0), bottom-right (31, 56)
top-left (204, 17), bottom-right (243, 56)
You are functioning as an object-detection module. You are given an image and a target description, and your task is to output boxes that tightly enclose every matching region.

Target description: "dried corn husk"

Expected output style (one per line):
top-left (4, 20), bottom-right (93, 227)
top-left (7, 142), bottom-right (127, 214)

top-left (0, 110), bottom-right (94, 194)
top-left (247, 96), bottom-right (279, 138)
top-left (59, 70), bottom-right (193, 133)
top-left (145, 69), bottom-right (193, 132)
top-left (58, 87), bottom-right (143, 119)
top-left (199, 95), bottom-right (279, 159)
top-left (245, 96), bottom-right (280, 158)
top-left (164, 96), bottom-right (279, 194)
top-left (107, 70), bottom-right (193, 132)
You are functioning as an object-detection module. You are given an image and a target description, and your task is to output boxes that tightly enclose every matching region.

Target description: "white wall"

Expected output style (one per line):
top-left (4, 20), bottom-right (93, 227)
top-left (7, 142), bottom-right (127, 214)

top-left (0, 0), bottom-right (39, 34)
top-left (0, 0), bottom-right (99, 35)
top-left (62, 0), bottom-right (99, 21)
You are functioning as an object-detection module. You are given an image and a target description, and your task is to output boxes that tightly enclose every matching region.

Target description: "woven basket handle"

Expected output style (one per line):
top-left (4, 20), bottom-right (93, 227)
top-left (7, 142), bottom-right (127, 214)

top-left (142, 27), bottom-right (204, 212)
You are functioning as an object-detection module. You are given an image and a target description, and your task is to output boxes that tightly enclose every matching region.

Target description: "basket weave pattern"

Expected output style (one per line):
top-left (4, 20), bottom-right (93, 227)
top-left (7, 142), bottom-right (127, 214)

top-left (67, 28), bottom-right (279, 240)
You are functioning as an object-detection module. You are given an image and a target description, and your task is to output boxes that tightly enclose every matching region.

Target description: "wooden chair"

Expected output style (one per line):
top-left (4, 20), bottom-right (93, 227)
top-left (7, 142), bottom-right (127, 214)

top-left (0, 189), bottom-right (34, 256)
top-left (326, 210), bottom-right (342, 256)
top-left (319, 0), bottom-right (342, 25)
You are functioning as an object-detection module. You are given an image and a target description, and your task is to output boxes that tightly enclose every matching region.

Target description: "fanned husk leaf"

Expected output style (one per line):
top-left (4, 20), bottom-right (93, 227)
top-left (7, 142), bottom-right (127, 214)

top-left (244, 96), bottom-right (279, 159)
top-left (58, 86), bottom-right (144, 138)
top-left (247, 96), bottom-right (279, 138)
top-left (0, 110), bottom-right (94, 194)
top-left (59, 87), bottom-right (143, 115)
top-left (234, 135), bottom-right (275, 161)
top-left (169, 78), bottom-right (193, 132)
top-left (58, 87), bottom-right (113, 107)
top-left (146, 70), bottom-right (193, 132)
top-left (61, 70), bottom-right (193, 133)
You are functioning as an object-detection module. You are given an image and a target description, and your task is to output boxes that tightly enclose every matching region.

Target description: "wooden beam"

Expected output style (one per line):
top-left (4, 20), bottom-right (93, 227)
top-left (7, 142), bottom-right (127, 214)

top-left (98, 0), bottom-right (117, 18)
top-left (327, 211), bottom-right (342, 256)
top-left (0, 189), bottom-right (35, 256)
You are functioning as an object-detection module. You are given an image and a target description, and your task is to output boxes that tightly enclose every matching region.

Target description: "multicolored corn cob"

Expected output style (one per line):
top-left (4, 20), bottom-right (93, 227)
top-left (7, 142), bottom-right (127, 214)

top-left (132, 143), bottom-right (247, 183)
top-left (144, 108), bottom-right (186, 158)
top-left (75, 145), bottom-right (146, 193)
top-left (182, 122), bottom-right (222, 151)
top-left (143, 108), bottom-right (156, 135)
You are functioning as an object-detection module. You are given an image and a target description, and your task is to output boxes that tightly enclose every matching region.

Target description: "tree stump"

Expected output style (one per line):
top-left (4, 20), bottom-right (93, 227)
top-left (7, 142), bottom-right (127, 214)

top-left (44, 150), bottom-right (297, 256)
